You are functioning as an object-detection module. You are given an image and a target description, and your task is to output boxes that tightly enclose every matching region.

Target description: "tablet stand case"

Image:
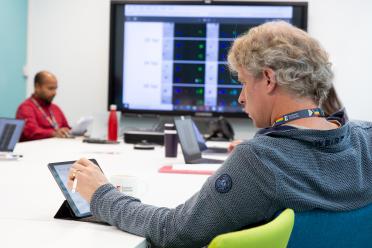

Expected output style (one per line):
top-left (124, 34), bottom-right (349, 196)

top-left (54, 200), bottom-right (109, 224)
top-left (54, 200), bottom-right (84, 220)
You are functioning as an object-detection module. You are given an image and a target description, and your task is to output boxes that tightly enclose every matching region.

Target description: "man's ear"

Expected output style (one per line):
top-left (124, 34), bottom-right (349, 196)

top-left (34, 83), bottom-right (42, 95)
top-left (263, 68), bottom-right (277, 94)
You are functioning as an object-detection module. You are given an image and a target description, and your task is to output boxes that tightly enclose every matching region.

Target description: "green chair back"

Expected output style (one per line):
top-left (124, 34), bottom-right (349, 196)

top-left (209, 209), bottom-right (295, 248)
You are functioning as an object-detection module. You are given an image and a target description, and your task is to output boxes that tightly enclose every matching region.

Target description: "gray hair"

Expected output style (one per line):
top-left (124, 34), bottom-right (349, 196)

top-left (227, 21), bottom-right (334, 104)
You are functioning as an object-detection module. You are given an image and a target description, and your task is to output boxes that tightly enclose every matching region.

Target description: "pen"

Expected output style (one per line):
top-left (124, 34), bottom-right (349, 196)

top-left (71, 177), bottom-right (78, 193)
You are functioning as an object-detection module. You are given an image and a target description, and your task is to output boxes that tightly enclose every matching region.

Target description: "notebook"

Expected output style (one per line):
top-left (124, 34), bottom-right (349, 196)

top-left (70, 116), bottom-right (93, 136)
top-left (0, 118), bottom-right (25, 160)
top-left (174, 117), bottom-right (224, 164)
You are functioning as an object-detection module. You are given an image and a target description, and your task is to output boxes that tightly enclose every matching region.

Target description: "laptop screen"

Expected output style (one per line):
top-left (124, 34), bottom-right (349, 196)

top-left (0, 118), bottom-right (25, 152)
top-left (174, 117), bottom-right (203, 161)
top-left (192, 121), bottom-right (208, 151)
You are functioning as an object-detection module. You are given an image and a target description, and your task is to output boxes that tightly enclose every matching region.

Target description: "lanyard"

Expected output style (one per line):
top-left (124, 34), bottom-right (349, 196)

top-left (273, 108), bottom-right (325, 127)
top-left (31, 97), bottom-right (59, 130)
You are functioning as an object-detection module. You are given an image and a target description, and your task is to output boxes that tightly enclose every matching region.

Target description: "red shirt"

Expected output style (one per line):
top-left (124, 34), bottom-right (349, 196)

top-left (16, 95), bottom-right (70, 141)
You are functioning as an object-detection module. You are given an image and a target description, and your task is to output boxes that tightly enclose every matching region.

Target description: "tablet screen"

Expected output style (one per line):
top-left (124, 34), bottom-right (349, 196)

top-left (48, 159), bottom-right (99, 218)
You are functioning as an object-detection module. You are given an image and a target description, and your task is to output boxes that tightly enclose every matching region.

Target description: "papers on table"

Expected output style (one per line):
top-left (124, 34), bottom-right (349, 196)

top-left (159, 163), bottom-right (222, 175)
top-left (70, 116), bottom-right (94, 136)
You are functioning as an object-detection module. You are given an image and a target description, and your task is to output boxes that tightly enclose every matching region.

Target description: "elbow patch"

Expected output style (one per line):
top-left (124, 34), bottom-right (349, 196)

top-left (215, 174), bottom-right (233, 194)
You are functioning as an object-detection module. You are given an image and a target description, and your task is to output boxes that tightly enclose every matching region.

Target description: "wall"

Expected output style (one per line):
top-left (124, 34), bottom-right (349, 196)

top-left (26, 0), bottom-right (372, 137)
top-left (0, 0), bottom-right (27, 117)
top-left (308, 0), bottom-right (372, 121)
top-left (26, 0), bottom-right (110, 126)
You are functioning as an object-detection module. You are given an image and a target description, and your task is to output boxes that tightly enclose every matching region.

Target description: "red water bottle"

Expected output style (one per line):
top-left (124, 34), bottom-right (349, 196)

top-left (108, 104), bottom-right (118, 141)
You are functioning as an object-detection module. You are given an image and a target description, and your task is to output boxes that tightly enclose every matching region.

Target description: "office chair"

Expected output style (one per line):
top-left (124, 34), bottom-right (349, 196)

top-left (288, 203), bottom-right (372, 248)
top-left (208, 209), bottom-right (294, 248)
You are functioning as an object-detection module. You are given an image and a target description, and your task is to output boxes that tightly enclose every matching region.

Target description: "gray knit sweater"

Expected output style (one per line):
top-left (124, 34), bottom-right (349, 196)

top-left (90, 120), bottom-right (372, 248)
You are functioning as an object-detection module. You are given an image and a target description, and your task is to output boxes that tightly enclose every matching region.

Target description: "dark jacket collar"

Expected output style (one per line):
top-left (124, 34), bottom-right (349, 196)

top-left (256, 109), bottom-right (348, 137)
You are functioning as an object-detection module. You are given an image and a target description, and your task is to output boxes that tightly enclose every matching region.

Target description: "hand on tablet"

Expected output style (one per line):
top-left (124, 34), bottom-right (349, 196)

top-left (67, 158), bottom-right (109, 202)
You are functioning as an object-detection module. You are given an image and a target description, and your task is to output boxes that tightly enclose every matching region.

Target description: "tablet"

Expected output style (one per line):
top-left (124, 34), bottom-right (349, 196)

top-left (48, 159), bottom-right (100, 218)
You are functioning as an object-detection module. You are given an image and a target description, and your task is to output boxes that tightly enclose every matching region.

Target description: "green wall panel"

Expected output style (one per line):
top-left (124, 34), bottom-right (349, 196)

top-left (0, 0), bottom-right (28, 117)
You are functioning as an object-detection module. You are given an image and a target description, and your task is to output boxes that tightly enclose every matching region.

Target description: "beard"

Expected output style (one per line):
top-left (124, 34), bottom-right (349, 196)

top-left (42, 95), bottom-right (54, 104)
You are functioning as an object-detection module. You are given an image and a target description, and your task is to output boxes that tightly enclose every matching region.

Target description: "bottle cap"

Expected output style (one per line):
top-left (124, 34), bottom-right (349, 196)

top-left (110, 104), bottom-right (117, 111)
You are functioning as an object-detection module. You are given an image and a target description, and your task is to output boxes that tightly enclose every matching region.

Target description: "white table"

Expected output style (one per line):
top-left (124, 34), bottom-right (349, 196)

top-left (0, 219), bottom-right (145, 248)
top-left (0, 138), bottom-right (228, 248)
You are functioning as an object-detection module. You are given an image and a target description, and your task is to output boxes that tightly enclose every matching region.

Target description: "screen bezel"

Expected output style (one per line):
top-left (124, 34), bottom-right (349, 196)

top-left (48, 159), bottom-right (100, 218)
top-left (108, 1), bottom-right (308, 117)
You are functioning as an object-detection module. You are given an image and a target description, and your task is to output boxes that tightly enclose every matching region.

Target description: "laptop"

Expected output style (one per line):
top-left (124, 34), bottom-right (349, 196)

top-left (174, 117), bottom-right (225, 164)
top-left (0, 118), bottom-right (25, 160)
top-left (191, 120), bottom-right (228, 154)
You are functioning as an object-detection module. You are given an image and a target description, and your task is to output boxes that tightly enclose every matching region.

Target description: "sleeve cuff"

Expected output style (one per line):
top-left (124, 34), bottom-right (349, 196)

top-left (90, 183), bottom-right (116, 217)
top-left (45, 129), bottom-right (55, 138)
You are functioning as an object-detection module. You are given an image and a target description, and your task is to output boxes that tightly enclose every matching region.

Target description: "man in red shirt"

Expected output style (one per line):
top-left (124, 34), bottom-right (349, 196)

top-left (16, 71), bottom-right (71, 141)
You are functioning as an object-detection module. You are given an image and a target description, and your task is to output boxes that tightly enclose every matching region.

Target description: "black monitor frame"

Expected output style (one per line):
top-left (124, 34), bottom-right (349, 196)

top-left (108, 1), bottom-right (308, 118)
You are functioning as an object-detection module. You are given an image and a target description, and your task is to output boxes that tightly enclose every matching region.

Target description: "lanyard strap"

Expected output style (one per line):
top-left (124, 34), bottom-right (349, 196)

top-left (273, 108), bottom-right (325, 127)
top-left (31, 97), bottom-right (59, 130)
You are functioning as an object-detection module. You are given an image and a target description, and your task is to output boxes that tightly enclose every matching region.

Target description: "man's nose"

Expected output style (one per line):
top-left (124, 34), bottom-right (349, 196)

top-left (238, 90), bottom-right (245, 106)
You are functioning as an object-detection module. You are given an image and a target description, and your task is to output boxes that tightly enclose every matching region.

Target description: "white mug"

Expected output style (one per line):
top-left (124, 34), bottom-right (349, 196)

top-left (110, 175), bottom-right (145, 198)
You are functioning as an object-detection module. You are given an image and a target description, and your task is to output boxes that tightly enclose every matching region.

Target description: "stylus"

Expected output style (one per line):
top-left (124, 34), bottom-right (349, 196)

top-left (71, 178), bottom-right (78, 193)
